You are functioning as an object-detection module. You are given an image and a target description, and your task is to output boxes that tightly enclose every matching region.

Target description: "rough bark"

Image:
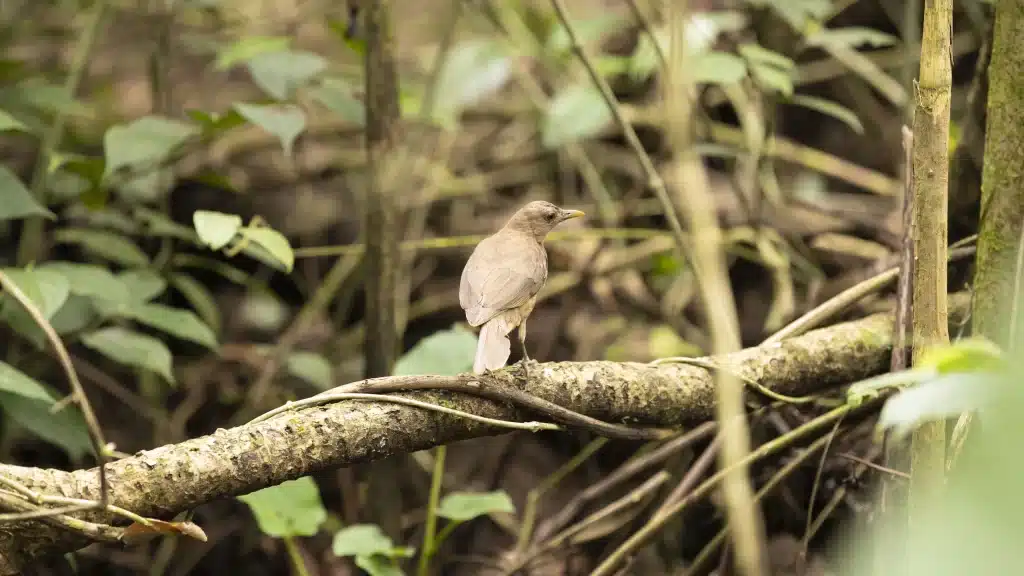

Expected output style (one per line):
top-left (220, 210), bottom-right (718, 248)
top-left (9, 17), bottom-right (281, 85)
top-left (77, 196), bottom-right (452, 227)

top-left (974, 0), bottom-right (1024, 345)
top-left (0, 296), bottom-right (972, 573)
top-left (362, 0), bottom-right (402, 379)
top-left (908, 0), bottom-right (952, 552)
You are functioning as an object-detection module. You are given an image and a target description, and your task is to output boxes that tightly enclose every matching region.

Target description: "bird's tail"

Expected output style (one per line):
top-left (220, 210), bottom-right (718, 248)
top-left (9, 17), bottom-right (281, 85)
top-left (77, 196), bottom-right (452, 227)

top-left (474, 316), bottom-right (512, 374)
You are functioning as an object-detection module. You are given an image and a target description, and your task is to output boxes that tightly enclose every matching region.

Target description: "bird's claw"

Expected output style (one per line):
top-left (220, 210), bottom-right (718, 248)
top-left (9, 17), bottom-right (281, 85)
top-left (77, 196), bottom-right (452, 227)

top-left (518, 357), bottom-right (534, 383)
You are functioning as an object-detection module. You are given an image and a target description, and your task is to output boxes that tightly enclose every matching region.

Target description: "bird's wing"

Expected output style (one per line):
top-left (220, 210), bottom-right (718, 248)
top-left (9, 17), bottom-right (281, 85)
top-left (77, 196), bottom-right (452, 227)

top-left (460, 236), bottom-right (546, 326)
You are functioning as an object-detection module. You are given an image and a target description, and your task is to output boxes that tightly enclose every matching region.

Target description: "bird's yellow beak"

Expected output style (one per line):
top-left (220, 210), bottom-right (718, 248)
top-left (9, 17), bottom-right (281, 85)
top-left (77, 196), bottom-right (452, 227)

top-left (560, 209), bottom-right (585, 221)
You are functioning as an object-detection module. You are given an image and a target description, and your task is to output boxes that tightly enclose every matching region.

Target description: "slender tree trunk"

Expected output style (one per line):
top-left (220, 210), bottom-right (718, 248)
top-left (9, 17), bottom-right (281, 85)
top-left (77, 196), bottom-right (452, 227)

top-left (908, 0), bottom-right (952, 548)
top-left (974, 0), bottom-right (1024, 346)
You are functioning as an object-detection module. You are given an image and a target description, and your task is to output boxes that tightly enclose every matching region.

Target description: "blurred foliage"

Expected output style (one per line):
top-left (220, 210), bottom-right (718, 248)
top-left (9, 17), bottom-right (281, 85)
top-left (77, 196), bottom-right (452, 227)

top-left (0, 0), bottom-right (1012, 574)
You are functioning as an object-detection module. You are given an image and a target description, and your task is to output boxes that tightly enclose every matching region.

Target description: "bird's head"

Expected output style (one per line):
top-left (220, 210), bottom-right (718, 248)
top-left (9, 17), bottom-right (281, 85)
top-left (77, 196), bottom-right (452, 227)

top-left (505, 201), bottom-right (585, 240)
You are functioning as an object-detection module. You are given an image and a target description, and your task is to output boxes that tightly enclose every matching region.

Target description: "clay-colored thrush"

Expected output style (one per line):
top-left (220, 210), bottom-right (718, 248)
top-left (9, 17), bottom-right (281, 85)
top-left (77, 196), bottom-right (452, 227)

top-left (460, 201), bottom-right (584, 375)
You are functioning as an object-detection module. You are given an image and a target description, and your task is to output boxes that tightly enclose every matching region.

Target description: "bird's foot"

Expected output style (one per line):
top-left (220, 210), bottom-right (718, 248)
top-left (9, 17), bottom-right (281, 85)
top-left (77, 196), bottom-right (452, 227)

top-left (517, 357), bottom-right (535, 383)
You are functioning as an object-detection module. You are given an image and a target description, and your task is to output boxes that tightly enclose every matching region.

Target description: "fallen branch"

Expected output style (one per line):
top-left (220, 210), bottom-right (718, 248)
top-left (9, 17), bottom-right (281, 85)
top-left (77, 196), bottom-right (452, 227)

top-left (0, 295), bottom-right (970, 572)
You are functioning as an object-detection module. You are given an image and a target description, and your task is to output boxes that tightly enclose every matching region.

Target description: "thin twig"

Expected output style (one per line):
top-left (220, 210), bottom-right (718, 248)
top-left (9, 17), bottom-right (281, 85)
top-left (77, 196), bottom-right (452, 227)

top-left (763, 244), bottom-right (976, 345)
top-left (514, 437), bottom-right (608, 556)
top-left (590, 401), bottom-right (866, 576)
top-left (329, 376), bottom-right (674, 440)
top-left (251, 391), bottom-right (561, 433)
top-left (547, 0), bottom-right (689, 254)
top-left (0, 271), bottom-right (109, 508)
top-left (685, 432), bottom-right (836, 575)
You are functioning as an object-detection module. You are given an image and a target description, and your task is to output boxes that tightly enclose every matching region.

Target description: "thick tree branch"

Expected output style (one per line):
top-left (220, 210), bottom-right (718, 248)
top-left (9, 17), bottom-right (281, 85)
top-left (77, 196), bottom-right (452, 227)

top-left (0, 296), bottom-right (970, 572)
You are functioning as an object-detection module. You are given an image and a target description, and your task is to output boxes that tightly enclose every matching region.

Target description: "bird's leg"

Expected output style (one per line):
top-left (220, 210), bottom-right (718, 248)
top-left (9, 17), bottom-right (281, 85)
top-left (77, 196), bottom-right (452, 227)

top-left (517, 321), bottom-right (531, 382)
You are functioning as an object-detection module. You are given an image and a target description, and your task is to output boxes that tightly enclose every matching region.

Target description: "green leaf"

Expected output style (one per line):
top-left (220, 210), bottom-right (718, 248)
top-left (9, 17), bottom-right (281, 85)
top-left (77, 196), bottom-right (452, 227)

top-left (286, 351), bottom-right (333, 389)
top-left (186, 108), bottom-right (247, 135)
top-left (41, 262), bottom-right (130, 302)
top-left (0, 360), bottom-right (56, 403)
top-left (354, 555), bottom-right (404, 576)
top-left (117, 269), bottom-right (167, 302)
top-left (193, 210), bottom-right (243, 250)
top-left (806, 27), bottom-right (899, 49)
top-left (392, 325), bottom-right (477, 376)
top-left (754, 0), bottom-right (831, 30)
top-left (738, 43), bottom-right (795, 71)
top-left (54, 228), bottom-right (150, 267)
top-left (750, 64), bottom-right (794, 96)
top-left (135, 206), bottom-right (197, 241)
top-left (1, 267), bottom-right (71, 320)
top-left (878, 374), bottom-right (997, 442)
top-left (103, 116), bottom-right (199, 178)
top-left (49, 294), bottom-right (97, 335)
top-left (114, 302), bottom-right (218, 349)
top-left (241, 226), bottom-right (294, 273)
top-left (846, 368), bottom-right (931, 405)
top-left (238, 476), bottom-right (327, 538)
top-left (428, 40), bottom-right (512, 129)
top-left (0, 108), bottom-right (28, 132)
top-left (215, 35), bottom-right (291, 69)
top-left (169, 273), bottom-right (222, 335)
top-left (6, 78), bottom-right (94, 118)
top-left (233, 103), bottom-right (305, 157)
top-left (332, 524), bottom-right (396, 557)
top-left (692, 51), bottom-right (748, 85)
top-left (785, 94), bottom-right (863, 134)
top-left (0, 165), bottom-right (55, 221)
top-left (917, 337), bottom-right (1007, 374)
top-left (436, 490), bottom-right (515, 522)
top-left (541, 84), bottom-right (612, 149)
top-left (0, 389), bottom-right (91, 459)
top-left (311, 77), bottom-right (365, 125)
top-left (81, 327), bottom-right (174, 383)
top-left (247, 50), bottom-right (328, 100)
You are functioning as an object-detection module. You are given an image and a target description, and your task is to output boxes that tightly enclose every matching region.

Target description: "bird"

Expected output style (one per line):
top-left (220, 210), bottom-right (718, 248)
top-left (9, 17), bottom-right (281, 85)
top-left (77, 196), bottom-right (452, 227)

top-left (460, 201), bottom-right (585, 376)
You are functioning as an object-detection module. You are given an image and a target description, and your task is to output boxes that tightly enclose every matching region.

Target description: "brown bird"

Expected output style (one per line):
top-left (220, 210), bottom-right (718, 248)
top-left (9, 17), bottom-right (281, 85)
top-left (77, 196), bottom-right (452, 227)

top-left (460, 201), bottom-right (585, 375)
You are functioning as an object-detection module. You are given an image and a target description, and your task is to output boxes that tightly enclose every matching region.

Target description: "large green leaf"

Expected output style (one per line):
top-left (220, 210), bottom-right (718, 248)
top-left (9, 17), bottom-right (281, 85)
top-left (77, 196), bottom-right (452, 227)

top-left (392, 325), bottom-right (477, 376)
top-left (311, 77), bottom-right (366, 125)
top-left (246, 49), bottom-right (327, 100)
top-left (233, 103), bottom-right (306, 157)
top-left (785, 94), bottom-right (863, 134)
top-left (193, 210), bottom-right (242, 250)
top-left (0, 390), bottom-right (91, 459)
top-left (103, 116), bottom-right (198, 178)
top-left (692, 51), bottom-right (748, 85)
top-left (117, 269), bottom-right (167, 302)
top-left (1, 267), bottom-right (70, 320)
top-left (332, 524), bottom-right (397, 557)
top-left (0, 362), bottom-right (91, 459)
top-left (169, 272), bottom-right (222, 335)
top-left (354, 555), bottom-right (404, 576)
top-left (81, 327), bottom-right (174, 383)
top-left (41, 262), bottom-right (130, 302)
top-left (0, 360), bottom-right (56, 403)
top-left (238, 476), bottom-right (327, 538)
top-left (541, 84), bottom-right (612, 149)
top-left (240, 226), bottom-right (294, 273)
top-left (215, 35), bottom-right (291, 69)
top-left (103, 301), bottom-right (218, 349)
top-left (436, 490), bottom-right (515, 522)
top-left (0, 165), bottom-right (55, 221)
top-left (53, 228), bottom-right (150, 267)
top-left (0, 108), bottom-right (28, 132)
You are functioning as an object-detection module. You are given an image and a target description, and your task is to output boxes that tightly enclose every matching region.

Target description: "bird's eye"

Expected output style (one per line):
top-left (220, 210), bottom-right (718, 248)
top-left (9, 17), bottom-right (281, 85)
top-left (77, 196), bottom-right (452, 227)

top-left (545, 212), bottom-right (556, 221)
